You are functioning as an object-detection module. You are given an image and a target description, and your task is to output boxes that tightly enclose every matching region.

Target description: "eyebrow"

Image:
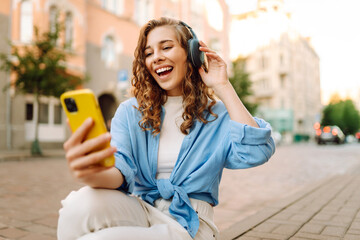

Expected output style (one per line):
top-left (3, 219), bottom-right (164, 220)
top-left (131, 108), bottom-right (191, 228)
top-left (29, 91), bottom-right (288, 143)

top-left (145, 39), bottom-right (174, 50)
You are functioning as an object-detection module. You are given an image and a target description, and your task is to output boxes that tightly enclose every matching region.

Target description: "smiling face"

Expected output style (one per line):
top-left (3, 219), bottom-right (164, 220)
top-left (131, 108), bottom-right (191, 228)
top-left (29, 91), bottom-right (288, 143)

top-left (144, 26), bottom-right (188, 96)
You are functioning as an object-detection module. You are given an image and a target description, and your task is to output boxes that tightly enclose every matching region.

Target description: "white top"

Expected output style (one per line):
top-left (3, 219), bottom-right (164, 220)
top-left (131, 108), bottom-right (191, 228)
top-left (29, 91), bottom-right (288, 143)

top-left (156, 96), bottom-right (185, 179)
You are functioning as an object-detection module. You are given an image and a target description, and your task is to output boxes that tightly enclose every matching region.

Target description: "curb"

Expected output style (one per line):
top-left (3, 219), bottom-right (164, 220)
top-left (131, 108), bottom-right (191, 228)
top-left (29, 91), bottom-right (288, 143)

top-left (0, 150), bottom-right (65, 162)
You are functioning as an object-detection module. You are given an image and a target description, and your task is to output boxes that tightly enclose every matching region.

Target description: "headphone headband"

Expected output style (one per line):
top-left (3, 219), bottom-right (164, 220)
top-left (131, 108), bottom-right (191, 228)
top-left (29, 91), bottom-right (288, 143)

top-left (179, 21), bottom-right (198, 40)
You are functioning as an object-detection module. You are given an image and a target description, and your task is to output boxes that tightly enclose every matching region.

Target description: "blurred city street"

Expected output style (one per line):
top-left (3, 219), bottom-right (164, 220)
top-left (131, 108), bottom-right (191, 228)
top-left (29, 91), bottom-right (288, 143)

top-left (1, 0), bottom-right (360, 239)
top-left (1, 143), bottom-right (360, 239)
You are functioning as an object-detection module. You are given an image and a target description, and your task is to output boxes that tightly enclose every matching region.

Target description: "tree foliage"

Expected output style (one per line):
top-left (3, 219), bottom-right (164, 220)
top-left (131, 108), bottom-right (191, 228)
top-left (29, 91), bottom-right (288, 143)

top-left (0, 24), bottom-right (84, 97)
top-left (321, 96), bottom-right (360, 135)
top-left (0, 23), bottom-right (86, 154)
top-left (229, 57), bottom-right (258, 115)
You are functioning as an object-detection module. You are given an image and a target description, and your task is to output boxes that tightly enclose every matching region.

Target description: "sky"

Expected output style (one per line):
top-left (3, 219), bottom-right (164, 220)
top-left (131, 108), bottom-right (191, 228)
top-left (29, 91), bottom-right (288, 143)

top-left (225, 0), bottom-right (360, 104)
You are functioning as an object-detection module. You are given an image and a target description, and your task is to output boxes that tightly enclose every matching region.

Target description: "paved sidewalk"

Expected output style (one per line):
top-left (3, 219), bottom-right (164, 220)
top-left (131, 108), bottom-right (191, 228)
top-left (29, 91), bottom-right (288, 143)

top-left (0, 150), bottom-right (82, 240)
top-left (1, 149), bottom-right (360, 240)
top-left (220, 168), bottom-right (360, 240)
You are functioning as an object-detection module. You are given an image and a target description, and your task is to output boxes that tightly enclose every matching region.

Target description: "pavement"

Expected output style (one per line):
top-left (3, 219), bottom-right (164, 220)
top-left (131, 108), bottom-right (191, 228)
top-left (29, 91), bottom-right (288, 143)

top-left (220, 167), bottom-right (360, 240)
top-left (0, 149), bottom-right (83, 240)
top-left (0, 149), bottom-right (360, 240)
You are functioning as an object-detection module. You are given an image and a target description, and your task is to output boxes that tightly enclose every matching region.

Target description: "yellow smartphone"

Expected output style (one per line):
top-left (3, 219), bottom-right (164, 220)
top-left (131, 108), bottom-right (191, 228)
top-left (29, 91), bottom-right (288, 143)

top-left (60, 89), bottom-right (115, 167)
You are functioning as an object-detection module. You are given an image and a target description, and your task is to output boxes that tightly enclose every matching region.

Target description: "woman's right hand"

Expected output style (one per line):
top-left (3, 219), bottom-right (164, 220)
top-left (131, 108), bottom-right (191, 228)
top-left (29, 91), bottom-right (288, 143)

top-left (63, 117), bottom-right (117, 184)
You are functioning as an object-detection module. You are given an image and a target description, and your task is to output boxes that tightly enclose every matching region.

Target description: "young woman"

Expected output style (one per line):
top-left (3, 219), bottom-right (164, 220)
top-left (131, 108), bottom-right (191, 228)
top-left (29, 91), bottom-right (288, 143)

top-left (57, 17), bottom-right (275, 240)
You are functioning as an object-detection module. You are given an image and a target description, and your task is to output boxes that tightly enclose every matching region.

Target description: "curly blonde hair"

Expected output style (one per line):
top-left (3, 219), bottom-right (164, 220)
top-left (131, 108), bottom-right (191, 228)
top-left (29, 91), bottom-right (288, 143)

top-left (132, 17), bottom-right (217, 135)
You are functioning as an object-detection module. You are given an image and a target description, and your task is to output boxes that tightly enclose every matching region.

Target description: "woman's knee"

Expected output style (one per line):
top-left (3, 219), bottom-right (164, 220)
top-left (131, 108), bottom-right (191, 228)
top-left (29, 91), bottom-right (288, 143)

top-left (58, 186), bottom-right (140, 240)
top-left (60, 186), bottom-right (115, 218)
top-left (58, 186), bottom-right (149, 234)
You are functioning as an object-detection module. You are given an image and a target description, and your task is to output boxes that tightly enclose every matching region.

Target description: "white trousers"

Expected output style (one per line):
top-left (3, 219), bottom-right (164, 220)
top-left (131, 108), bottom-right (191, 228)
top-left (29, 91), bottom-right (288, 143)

top-left (57, 186), bottom-right (219, 240)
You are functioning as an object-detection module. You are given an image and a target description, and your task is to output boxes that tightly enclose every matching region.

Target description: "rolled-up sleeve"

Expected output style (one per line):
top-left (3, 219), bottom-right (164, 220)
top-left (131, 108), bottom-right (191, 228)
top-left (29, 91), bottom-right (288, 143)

top-left (225, 117), bottom-right (275, 169)
top-left (110, 103), bottom-right (137, 193)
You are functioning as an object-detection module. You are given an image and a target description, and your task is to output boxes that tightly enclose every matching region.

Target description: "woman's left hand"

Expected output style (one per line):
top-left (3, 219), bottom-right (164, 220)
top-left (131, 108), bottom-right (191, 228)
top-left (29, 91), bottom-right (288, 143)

top-left (198, 41), bottom-right (229, 92)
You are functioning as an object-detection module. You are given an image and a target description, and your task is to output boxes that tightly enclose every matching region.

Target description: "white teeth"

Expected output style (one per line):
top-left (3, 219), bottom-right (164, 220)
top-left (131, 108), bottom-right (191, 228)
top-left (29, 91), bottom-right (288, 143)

top-left (156, 67), bottom-right (173, 74)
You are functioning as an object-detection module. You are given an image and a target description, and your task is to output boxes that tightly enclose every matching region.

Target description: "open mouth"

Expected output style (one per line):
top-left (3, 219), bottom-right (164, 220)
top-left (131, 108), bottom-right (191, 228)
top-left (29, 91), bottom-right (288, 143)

top-left (156, 66), bottom-right (173, 77)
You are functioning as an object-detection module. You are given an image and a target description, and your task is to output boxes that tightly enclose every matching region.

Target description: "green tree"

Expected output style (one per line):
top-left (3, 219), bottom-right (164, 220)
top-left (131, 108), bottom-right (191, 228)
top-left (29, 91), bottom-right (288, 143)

top-left (321, 103), bottom-right (335, 126)
top-left (229, 57), bottom-right (258, 114)
top-left (342, 100), bottom-right (360, 135)
top-left (0, 24), bottom-right (86, 155)
top-left (321, 96), bottom-right (360, 135)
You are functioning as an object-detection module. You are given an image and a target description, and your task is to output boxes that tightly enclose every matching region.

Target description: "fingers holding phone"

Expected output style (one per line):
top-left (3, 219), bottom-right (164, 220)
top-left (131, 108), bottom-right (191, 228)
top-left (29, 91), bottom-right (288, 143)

top-left (63, 117), bottom-right (93, 152)
top-left (63, 117), bottom-right (116, 181)
top-left (61, 89), bottom-right (117, 183)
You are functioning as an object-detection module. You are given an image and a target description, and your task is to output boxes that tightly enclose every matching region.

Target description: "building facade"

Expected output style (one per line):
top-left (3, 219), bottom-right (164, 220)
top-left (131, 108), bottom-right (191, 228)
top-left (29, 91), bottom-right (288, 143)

top-left (0, 0), bottom-right (230, 150)
top-left (230, 0), bottom-right (321, 143)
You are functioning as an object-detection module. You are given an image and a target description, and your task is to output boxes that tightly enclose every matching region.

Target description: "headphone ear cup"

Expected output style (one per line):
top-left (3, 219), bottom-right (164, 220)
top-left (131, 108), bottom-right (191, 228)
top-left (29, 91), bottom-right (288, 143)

top-left (188, 39), bottom-right (204, 69)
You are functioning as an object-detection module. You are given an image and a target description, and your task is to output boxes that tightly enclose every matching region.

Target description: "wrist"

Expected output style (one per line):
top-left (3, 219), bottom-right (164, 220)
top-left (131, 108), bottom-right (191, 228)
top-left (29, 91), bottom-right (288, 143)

top-left (212, 81), bottom-right (233, 99)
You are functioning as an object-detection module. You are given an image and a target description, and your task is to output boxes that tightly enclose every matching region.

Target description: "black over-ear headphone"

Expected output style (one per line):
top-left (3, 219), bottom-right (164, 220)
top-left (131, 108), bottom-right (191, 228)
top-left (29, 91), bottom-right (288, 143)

top-left (179, 21), bottom-right (204, 69)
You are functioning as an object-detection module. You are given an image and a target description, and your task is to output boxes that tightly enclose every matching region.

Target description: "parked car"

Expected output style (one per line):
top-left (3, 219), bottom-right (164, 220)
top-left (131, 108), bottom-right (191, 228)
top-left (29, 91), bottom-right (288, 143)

top-left (345, 135), bottom-right (356, 143)
top-left (315, 126), bottom-right (345, 145)
top-left (272, 131), bottom-right (282, 146)
top-left (356, 132), bottom-right (360, 142)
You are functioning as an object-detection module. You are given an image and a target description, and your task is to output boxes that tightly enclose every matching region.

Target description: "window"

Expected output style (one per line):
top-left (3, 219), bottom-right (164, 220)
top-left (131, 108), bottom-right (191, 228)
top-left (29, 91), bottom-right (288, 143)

top-left (260, 54), bottom-right (268, 70)
top-left (101, 0), bottom-right (124, 15)
top-left (279, 54), bottom-right (283, 65)
top-left (49, 6), bottom-right (58, 34)
top-left (101, 36), bottom-right (115, 66)
top-left (280, 74), bottom-right (286, 88)
top-left (101, 0), bottom-right (107, 8)
top-left (26, 103), bottom-right (33, 121)
top-left (26, 100), bottom-right (62, 124)
top-left (65, 12), bottom-right (73, 49)
top-left (258, 78), bottom-right (269, 90)
top-left (54, 105), bottom-right (62, 124)
top-left (20, 0), bottom-right (33, 43)
top-left (113, 0), bottom-right (118, 14)
top-left (39, 103), bottom-right (49, 124)
top-left (134, 0), bottom-right (153, 25)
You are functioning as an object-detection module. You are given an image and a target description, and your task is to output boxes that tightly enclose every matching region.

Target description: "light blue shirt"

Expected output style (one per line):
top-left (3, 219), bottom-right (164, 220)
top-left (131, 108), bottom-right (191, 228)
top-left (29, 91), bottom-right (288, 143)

top-left (110, 97), bottom-right (275, 238)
